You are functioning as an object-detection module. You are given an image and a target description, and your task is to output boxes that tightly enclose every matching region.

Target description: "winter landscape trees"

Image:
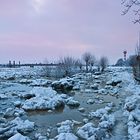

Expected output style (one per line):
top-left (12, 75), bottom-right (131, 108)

top-left (43, 53), bottom-right (109, 78)
top-left (99, 57), bottom-right (109, 72)
top-left (56, 57), bottom-right (78, 77)
top-left (82, 52), bottom-right (92, 72)
top-left (131, 41), bottom-right (140, 81)
top-left (0, 0), bottom-right (140, 139)
top-left (121, 0), bottom-right (140, 81)
top-left (122, 0), bottom-right (140, 24)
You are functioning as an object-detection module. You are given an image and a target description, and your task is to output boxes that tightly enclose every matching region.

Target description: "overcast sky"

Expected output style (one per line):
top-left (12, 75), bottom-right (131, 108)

top-left (0, 0), bottom-right (139, 64)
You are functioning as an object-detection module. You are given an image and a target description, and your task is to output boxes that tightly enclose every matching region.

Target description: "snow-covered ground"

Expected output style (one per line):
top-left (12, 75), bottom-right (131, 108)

top-left (0, 66), bottom-right (140, 140)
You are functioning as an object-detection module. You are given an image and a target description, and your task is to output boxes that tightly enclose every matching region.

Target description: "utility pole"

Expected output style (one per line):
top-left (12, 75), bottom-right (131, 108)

top-left (123, 50), bottom-right (127, 61)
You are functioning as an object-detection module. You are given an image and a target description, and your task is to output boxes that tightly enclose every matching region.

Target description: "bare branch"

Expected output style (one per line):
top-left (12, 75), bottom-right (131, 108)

top-left (122, 0), bottom-right (140, 24)
top-left (99, 56), bottom-right (109, 72)
top-left (82, 52), bottom-right (92, 72)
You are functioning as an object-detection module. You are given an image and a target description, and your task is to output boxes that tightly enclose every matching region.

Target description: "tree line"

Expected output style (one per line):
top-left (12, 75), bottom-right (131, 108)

top-left (42, 53), bottom-right (108, 78)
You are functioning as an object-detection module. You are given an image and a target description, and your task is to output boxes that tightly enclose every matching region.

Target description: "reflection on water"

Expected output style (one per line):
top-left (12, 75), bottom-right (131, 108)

top-left (27, 104), bottom-right (84, 138)
top-left (28, 105), bottom-right (83, 127)
top-left (0, 74), bottom-right (125, 139)
top-left (27, 105), bottom-right (65, 116)
top-left (27, 90), bottom-right (120, 138)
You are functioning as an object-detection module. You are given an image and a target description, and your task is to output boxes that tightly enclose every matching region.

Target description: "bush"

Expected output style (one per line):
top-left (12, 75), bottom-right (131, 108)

top-left (99, 56), bottom-right (109, 72)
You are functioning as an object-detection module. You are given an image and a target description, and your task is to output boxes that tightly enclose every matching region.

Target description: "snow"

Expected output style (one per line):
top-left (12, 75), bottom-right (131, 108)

top-left (124, 94), bottom-right (140, 112)
top-left (57, 120), bottom-right (74, 133)
top-left (10, 117), bottom-right (34, 133)
top-left (66, 97), bottom-right (80, 107)
top-left (0, 94), bottom-right (7, 99)
top-left (55, 133), bottom-right (78, 140)
top-left (131, 110), bottom-right (140, 122)
top-left (128, 123), bottom-right (140, 140)
top-left (19, 92), bottom-right (35, 99)
top-left (22, 95), bottom-right (64, 110)
top-left (87, 103), bottom-right (115, 137)
top-left (30, 79), bottom-right (52, 86)
top-left (73, 85), bottom-right (80, 90)
top-left (111, 67), bottom-right (140, 140)
top-left (90, 83), bottom-right (99, 90)
top-left (0, 67), bottom-right (41, 80)
top-left (124, 94), bottom-right (140, 139)
top-left (87, 135), bottom-right (96, 140)
top-left (21, 86), bottom-right (80, 111)
top-left (85, 89), bottom-right (92, 93)
top-left (0, 117), bottom-right (34, 138)
top-left (31, 87), bottom-right (57, 97)
top-left (52, 78), bottom-right (74, 91)
top-left (19, 79), bottom-right (32, 84)
top-left (4, 107), bottom-right (26, 118)
top-left (98, 89), bottom-right (106, 94)
top-left (94, 75), bottom-right (100, 79)
top-left (14, 101), bottom-right (22, 107)
top-left (55, 120), bottom-right (78, 140)
top-left (1, 66), bottom-right (140, 139)
top-left (35, 133), bottom-right (48, 140)
top-left (99, 114), bottom-right (115, 129)
top-left (106, 78), bottom-right (122, 86)
top-left (78, 107), bottom-right (85, 113)
top-left (8, 133), bottom-right (30, 140)
top-left (105, 85), bottom-right (113, 90)
top-left (89, 106), bottom-right (110, 118)
top-left (87, 99), bottom-right (94, 104)
top-left (77, 123), bottom-right (97, 139)
top-left (22, 87), bottom-right (66, 110)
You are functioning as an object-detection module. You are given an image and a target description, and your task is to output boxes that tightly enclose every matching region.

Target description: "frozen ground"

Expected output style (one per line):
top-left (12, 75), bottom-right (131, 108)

top-left (0, 66), bottom-right (140, 140)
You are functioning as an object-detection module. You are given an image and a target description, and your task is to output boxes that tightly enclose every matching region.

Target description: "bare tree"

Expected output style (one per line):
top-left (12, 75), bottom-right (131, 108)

top-left (82, 52), bottom-right (92, 72)
top-left (131, 41), bottom-right (140, 81)
top-left (128, 55), bottom-right (137, 67)
top-left (90, 55), bottom-right (96, 72)
top-left (75, 59), bottom-right (83, 71)
top-left (57, 57), bottom-right (76, 77)
top-left (99, 56), bottom-right (109, 72)
top-left (122, 0), bottom-right (140, 24)
top-left (136, 40), bottom-right (140, 55)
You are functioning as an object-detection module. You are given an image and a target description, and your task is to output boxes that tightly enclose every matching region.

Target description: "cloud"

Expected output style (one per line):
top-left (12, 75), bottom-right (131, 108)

top-left (31, 0), bottom-right (46, 13)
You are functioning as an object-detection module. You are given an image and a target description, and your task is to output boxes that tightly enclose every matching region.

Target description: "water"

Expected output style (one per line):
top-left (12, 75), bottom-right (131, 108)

top-left (0, 71), bottom-right (128, 139)
top-left (26, 89), bottom-right (121, 138)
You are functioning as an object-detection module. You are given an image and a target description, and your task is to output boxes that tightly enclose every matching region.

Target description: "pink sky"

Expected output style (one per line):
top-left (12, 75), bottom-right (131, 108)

top-left (0, 0), bottom-right (139, 64)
